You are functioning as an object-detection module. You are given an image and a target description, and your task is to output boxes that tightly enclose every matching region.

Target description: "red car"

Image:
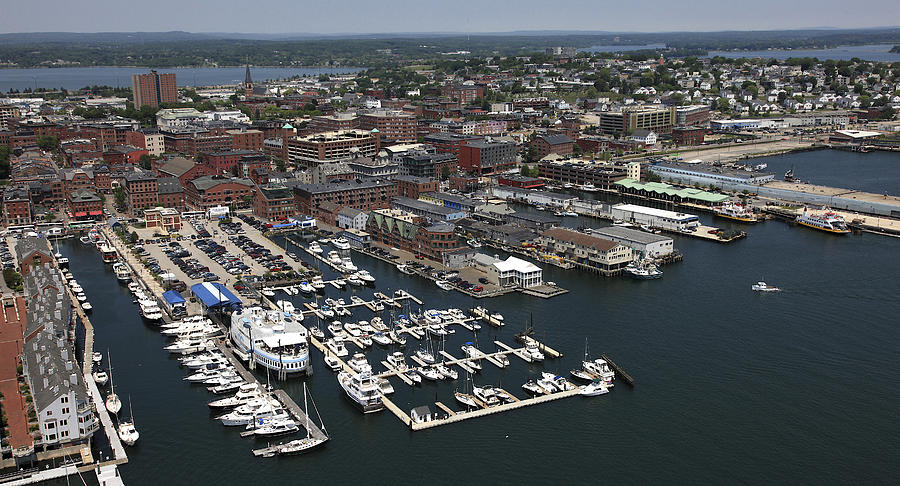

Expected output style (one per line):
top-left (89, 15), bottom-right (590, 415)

top-left (472, 286), bottom-right (483, 292)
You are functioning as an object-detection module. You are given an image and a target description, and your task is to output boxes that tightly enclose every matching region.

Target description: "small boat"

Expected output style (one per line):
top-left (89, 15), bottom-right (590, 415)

top-left (79, 236), bottom-right (91, 244)
top-left (467, 239), bottom-right (482, 248)
top-left (435, 363), bottom-right (457, 380)
top-left (81, 301), bottom-right (93, 312)
top-left (581, 183), bottom-right (598, 192)
top-left (92, 369), bottom-right (109, 385)
top-left (570, 369), bottom-right (596, 382)
top-left (404, 369), bottom-right (422, 385)
top-left (309, 242), bottom-right (323, 254)
top-left (337, 371), bottom-right (384, 413)
top-left (325, 337), bottom-right (348, 357)
top-left (524, 338), bottom-right (545, 362)
top-left (356, 270), bottom-right (375, 283)
top-left (372, 332), bottom-right (392, 346)
top-left (522, 380), bottom-right (543, 395)
top-left (472, 385), bottom-right (501, 406)
top-left (298, 281), bottom-right (314, 294)
top-left (419, 367), bottom-right (443, 381)
top-left (579, 381), bottom-right (610, 397)
top-left (397, 265), bottom-right (415, 275)
top-left (253, 418), bottom-right (300, 437)
top-left (435, 280), bottom-right (453, 291)
top-left (347, 353), bottom-right (372, 374)
top-left (414, 348), bottom-right (436, 365)
top-left (208, 381), bottom-right (246, 395)
top-left (92, 352), bottom-right (103, 364)
top-left (347, 275), bottom-right (363, 286)
top-left (261, 287), bottom-right (276, 297)
top-left (309, 325), bottom-right (325, 341)
top-left (323, 355), bottom-right (342, 371)
top-left (752, 281), bottom-right (780, 292)
top-left (332, 237), bottom-right (351, 250)
top-left (105, 352), bottom-right (121, 414)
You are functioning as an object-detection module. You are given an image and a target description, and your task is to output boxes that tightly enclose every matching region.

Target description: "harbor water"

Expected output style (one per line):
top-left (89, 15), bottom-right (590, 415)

top-left (58, 150), bottom-right (899, 484)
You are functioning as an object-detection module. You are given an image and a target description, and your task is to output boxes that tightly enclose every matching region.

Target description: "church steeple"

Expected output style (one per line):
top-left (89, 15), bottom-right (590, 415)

top-left (244, 64), bottom-right (253, 98)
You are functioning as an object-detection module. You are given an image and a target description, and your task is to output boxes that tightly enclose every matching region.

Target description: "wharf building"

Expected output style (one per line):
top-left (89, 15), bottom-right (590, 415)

top-left (614, 179), bottom-right (730, 206)
top-left (157, 177), bottom-right (186, 211)
top-left (472, 254), bottom-right (543, 288)
top-left (253, 185), bottom-right (297, 221)
top-left (648, 161), bottom-right (775, 187)
top-left (286, 130), bottom-right (379, 168)
top-left (124, 169), bottom-right (160, 215)
top-left (185, 175), bottom-right (255, 210)
top-left (538, 159), bottom-right (629, 189)
top-left (537, 227), bottom-right (633, 275)
top-left (132, 70), bottom-right (177, 109)
top-left (530, 134), bottom-right (574, 158)
top-left (19, 245), bottom-right (99, 452)
top-left (611, 204), bottom-right (700, 232)
top-left (587, 226), bottom-right (674, 258)
top-left (366, 208), bottom-right (461, 260)
top-left (395, 175), bottom-right (440, 199)
top-left (490, 185), bottom-right (578, 208)
top-left (391, 196), bottom-right (467, 222)
top-left (293, 179), bottom-right (398, 216)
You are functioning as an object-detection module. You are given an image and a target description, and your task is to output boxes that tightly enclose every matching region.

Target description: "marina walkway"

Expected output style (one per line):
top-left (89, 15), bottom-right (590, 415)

top-left (85, 374), bottom-right (128, 464)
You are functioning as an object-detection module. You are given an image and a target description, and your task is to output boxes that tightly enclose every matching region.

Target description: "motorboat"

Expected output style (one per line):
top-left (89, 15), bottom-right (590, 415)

top-left (208, 381), bottom-right (246, 395)
top-left (127, 282), bottom-right (141, 294)
top-left (435, 280), bottom-right (453, 291)
top-left (404, 369), bottom-right (422, 385)
top-left (92, 352), bottom-right (103, 364)
top-left (467, 238), bottom-right (482, 248)
top-left (357, 334), bottom-right (372, 347)
top-left (310, 276), bottom-right (326, 291)
top-left (570, 369), bottom-right (597, 382)
top-left (319, 306), bottom-right (336, 319)
top-left (252, 417), bottom-right (299, 437)
top-left (524, 338), bottom-right (545, 362)
top-left (309, 242), bottom-right (323, 254)
top-left (92, 369), bottom-right (109, 385)
top-left (388, 329), bottom-right (406, 346)
top-left (371, 300), bottom-right (385, 312)
top-left (332, 237), bottom-right (351, 250)
top-left (624, 259), bottom-right (663, 280)
top-left (581, 183), bottom-right (598, 192)
top-left (325, 337), bottom-right (348, 357)
top-left (309, 325), bottom-right (325, 341)
top-left (418, 366), bottom-right (443, 381)
top-left (82, 301), bottom-right (93, 312)
top-left (370, 317), bottom-right (388, 332)
top-left (356, 270), bottom-right (375, 283)
top-left (341, 257), bottom-right (357, 272)
top-left (343, 322), bottom-right (362, 337)
top-left (324, 355), bottom-right (342, 371)
top-left (75, 292), bottom-right (87, 302)
top-left (386, 352), bottom-right (408, 371)
top-left (298, 281), bottom-right (315, 294)
top-left (579, 381), bottom-right (610, 397)
top-left (371, 332), bottom-right (392, 346)
top-left (582, 347), bottom-right (615, 385)
top-left (337, 371), bottom-right (384, 413)
top-left (490, 312), bottom-right (504, 323)
top-left (261, 287), bottom-right (276, 297)
top-left (327, 251), bottom-right (342, 265)
top-left (347, 353), bottom-right (372, 374)
top-left (164, 338), bottom-right (214, 355)
top-left (752, 281), bottom-right (780, 292)
top-left (536, 375), bottom-right (558, 394)
top-left (397, 264), bottom-right (415, 275)
top-left (219, 404), bottom-right (284, 427)
top-left (522, 380), bottom-right (543, 395)
top-left (327, 321), bottom-right (346, 338)
top-left (551, 374), bottom-right (576, 391)
top-left (139, 299), bottom-right (163, 321)
top-left (472, 385), bottom-right (501, 406)
top-left (347, 275), bottom-right (363, 286)
top-left (208, 385), bottom-right (264, 409)
top-left (414, 347), bottom-right (436, 365)
top-left (113, 262), bottom-right (132, 282)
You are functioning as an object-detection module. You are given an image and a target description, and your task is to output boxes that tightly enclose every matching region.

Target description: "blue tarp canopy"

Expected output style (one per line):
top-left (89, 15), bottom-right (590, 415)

top-left (190, 282), bottom-right (242, 310)
top-left (162, 290), bottom-right (186, 306)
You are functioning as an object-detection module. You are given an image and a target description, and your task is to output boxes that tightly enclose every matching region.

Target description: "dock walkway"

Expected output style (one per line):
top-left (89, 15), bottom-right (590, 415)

top-left (412, 388), bottom-right (582, 430)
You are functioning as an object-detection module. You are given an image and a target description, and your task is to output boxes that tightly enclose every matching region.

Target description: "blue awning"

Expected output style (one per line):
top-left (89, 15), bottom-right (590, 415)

top-left (162, 290), bottom-right (186, 305)
top-left (190, 282), bottom-right (241, 309)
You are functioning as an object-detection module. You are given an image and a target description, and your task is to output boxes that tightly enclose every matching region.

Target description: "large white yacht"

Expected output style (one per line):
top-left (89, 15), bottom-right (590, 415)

top-left (230, 306), bottom-right (311, 377)
top-left (337, 371), bottom-right (384, 413)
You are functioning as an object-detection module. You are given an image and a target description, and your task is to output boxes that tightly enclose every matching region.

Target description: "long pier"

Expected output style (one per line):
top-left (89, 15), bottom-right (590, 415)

top-left (411, 387), bottom-right (582, 430)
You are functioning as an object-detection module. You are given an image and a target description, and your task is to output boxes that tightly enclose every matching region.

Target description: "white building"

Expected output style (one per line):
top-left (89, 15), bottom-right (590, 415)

top-left (629, 129), bottom-right (657, 146)
top-left (611, 204), bottom-right (700, 232)
top-left (155, 108), bottom-right (203, 128)
top-left (474, 254), bottom-right (543, 288)
top-left (337, 207), bottom-right (369, 230)
top-left (587, 226), bottom-right (674, 258)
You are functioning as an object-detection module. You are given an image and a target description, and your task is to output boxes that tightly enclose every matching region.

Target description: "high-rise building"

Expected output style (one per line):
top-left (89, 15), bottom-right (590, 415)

top-left (132, 70), bottom-right (177, 109)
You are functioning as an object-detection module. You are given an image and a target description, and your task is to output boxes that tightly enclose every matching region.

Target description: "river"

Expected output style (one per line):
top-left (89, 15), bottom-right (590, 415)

top-left (55, 149), bottom-right (899, 484)
top-left (0, 66), bottom-right (364, 93)
top-left (706, 44), bottom-right (899, 62)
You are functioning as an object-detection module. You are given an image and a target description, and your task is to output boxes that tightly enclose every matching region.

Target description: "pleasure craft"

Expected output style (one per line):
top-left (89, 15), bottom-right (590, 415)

top-left (522, 380), bottom-right (543, 395)
top-left (261, 287), bottom-right (276, 297)
top-left (319, 306), bottom-right (336, 319)
top-left (435, 280), bottom-right (453, 291)
top-left (127, 282), bottom-right (141, 294)
top-left (309, 242), bottom-right (323, 254)
top-left (92, 352), bottom-right (103, 364)
top-left (455, 392), bottom-right (479, 408)
top-left (418, 366), bottom-right (443, 381)
top-left (370, 317), bottom-right (387, 332)
top-left (208, 381), bottom-right (246, 395)
top-left (347, 353), bottom-right (372, 374)
top-left (372, 332), bottom-right (392, 346)
top-left (163, 338), bottom-right (214, 355)
top-left (298, 281), bottom-right (315, 294)
top-left (524, 338), bottom-right (545, 362)
top-left (327, 251), bottom-right (342, 266)
top-left (327, 321), bottom-right (346, 338)
top-left (582, 357), bottom-right (615, 385)
top-left (219, 404), bottom-right (284, 427)
top-left (207, 384), bottom-right (264, 409)
top-left (139, 299), bottom-right (163, 321)
top-left (341, 257), bottom-right (357, 272)
top-left (347, 275), bottom-right (363, 286)
top-left (404, 369), bottom-right (422, 385)
top-left (536, 375), bottom-right (559, 394)
top-left (309, 325), bottom-right (325, 341)
top-left (332, 237), bottom-right (351, 250)
top-left (118, 420), bottom-right (139, 446)
top-left (338, 371), bottom-right (384, 413)
top-left (386, 352), bottom-right (408, 371)
top-left (752, 281), bottom-right (780, 292)
top-left (472, 385), bottom-right (501, 406)
top-left (82, 301), bottom-right (93, 312)
top-left (323, 355), bottom-right (342, 371)
top-left (388, 329), bottom-right (406, 345)
top-left (113, 262), bottom-right (132, 282)
top-left (310, 276), bottom-right (326, 291)
top-left (435, 363), bottom-right (457, 380)
top-left (253, 418), bottom-right (299, 437)
top-left (356, 270), bottom-right (375, 283)
top-left (92, 370), bottom-right (109, 385)
top-left (397, 264), bottom-right (415, 275)
top-left (343, 322), bottom-right (362, 337)
top-left (357, 334), bottom-right (372, 347)
top-left (579, 382), bottom-right (610, 396)
top-left (325, 337), bottom-right (349, 357)
top-left (414, 347), bottom-right (436, 365)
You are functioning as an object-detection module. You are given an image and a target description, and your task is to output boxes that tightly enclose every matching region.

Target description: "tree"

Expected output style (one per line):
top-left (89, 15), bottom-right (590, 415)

top-left (877, 106), bottom-right (896, 120)
top-left (114, 186), bottom-right (127, 210)
top-left (36, 136), bottom-right (59, 151)
top-left (716, 98), bottom-right (731, 113)
top-left (274, 159), bottom-right (286, 172)
top-left (139, 154), bottom-right (152, 170)
top-left (441, 165), bottom-right (452, 180)
top-left (0, 145), bottom-right (10, 180)
top-left (129, 231), bottom-right (139, 244)
top-left (45, 211), bottom-right (56, 222)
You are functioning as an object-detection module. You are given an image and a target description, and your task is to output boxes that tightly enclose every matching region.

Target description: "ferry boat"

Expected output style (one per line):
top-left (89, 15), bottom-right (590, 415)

top-left (714, 201), bottom-right (759, 223)
top-left (99, 244), bottom-right (118, 263)
top-left (230, 306), bottom-right (311, 377)
top-left (337, 371), bottom-right (384, 413)
top-left (795, 208), bottom-right (850, 234)
top-left (113, 262), bottom-right (132, 282)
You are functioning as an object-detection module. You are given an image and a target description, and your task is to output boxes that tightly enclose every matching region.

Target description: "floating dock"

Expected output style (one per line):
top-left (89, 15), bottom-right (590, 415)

top-left (411, 387), bottom-right (582, 430)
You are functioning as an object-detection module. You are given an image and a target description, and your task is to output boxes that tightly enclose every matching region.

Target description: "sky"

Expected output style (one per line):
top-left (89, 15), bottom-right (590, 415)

top-left (1, 0), bottom-right (897, 34)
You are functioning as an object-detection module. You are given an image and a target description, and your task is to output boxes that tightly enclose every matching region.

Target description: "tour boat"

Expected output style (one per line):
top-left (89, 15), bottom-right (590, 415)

top-left (715, 201), bottom-right (759, 223)
top-left (795, 208), bottom-right (850, 234)
top-left (99, 244), bottom-right (118, 264)
top-left (338, 371), bottom-right (384, 413)
top-left (751, 281), bottom-right (780, 292)
top-left (230, 306), bottom-right (311, 377)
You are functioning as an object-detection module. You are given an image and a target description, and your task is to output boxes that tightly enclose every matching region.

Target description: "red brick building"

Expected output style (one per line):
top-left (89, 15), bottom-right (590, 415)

top-left (201, 150), bottom-right (266, 175)
top-left (672, 126), bottom-right (706, 146)
top-left (366, 209), bottom-right (461, 260)
top-left (441, 84), bottom-right (485, 104)
top-left (423, 133), bottom-right (481, 157)
top-left (157, 177), bottom-right (186, 211)
top-left (132, 71), bottom-right (177, 109)
top-left (2, 187), bottom-right (32, 226)
top-left (253, 185), bottom-right (297, 221)
top-left (227, 129), bottom-right (265, 151)
top-left (293, 179), bottom-right (397, 216)
top-left (395, 175), bottom-right (440, 199)
top-left (124, 171), bottom-right (159, 215)
top-left (498, 175), bottom-right (545, 189)
top-left (459, 140), bottom-right (517, 175)
top-left (67, 189), bottom-right (103, 221)
top-left (157, 157), bottom-right (216, 186)
top-left (359, 112), bottom-right (417, 143)
top-left (303, 114), bottom-right (359, 135)
top-left (184, 176), bottom-right (255, 210)
top-left (103, 145), bottom-right (149, 166)
top-left (531, 134), bottom-right (574, 158)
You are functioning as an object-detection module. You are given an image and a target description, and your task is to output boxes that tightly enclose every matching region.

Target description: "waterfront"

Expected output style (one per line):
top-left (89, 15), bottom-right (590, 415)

top-left (706, 43), bottom-right (900, 62)
top-left (0, 66), bottom-right (364, 92)
top-left (57, 207), bottom-right (899, 483)
top-left (751, 149), bottom-right (900, 195)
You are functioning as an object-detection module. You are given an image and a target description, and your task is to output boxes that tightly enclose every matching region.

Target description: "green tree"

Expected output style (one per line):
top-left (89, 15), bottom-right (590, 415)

top-left (36, 135), bottom-right (59, 151)
top-left (45, 211), bottom-right (56, 222)
top-left (0, 145), bottom-right (10, 180)
top-left (716, 97), bottom-right (731, 113)
top-left (139, 154), bottom-right (152, 170)
top-left (441, 165), bottom-right (451, 180)
top-left (114, 186), bottom-right (127, 210)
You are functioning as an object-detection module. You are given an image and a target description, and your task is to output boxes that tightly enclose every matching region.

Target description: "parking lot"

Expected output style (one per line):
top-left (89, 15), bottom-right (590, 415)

top-left (130, 212), bottom-right (313, 297)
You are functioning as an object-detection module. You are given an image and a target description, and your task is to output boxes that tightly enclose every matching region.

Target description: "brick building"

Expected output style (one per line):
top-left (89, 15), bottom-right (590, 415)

top-left (293, 179), bottom-right (397, 215)
top-left (132, 71), bottom-right (177, 109)
top-left (124, 170), bottom-right (159, 215)
top-left (157, 177), bottom-right (186, 211)
top-left (144, 207), bottom-right (182, 233)
top-left (2, 187), bottom-right (32, 226)
top-left (423, 133), bottom-right (481, 156)
top-left (157, 156), bottom-right (216, 186)
top-left (672, 126), bottom-right (706, 146)
top-left (359, 112), bottom-right (417, 143)
top-left (67, 189), bottom-right (103, 221)
top-left (227, 129), bottom-right (265, 151)
top-left (459, 140), bottom-right (517, 175)
top-left (366, 209), bottom-right (461, 260)
top-left (498, 175), bottom-right (545, 189)
top-left (531, 134), bottom-right (574, 158)
top-left (184, 176), bottom-right (255, 210)
top-left (102, 145), bottom-right (149, 166)
top-left (125, 129), bottom-right (166, 156)
top-left (395, 175), bottom-right (440, 199)
top-left (304, 114), bottom-right (360, 135)
top-left (538, 160), bottom-right (628, 189)
top-left (286, 130), bottom-right (379, 168)
top-left (441, 84), bottom-right (485, 103)
top-left (253, 185), bottom-right (297, 221)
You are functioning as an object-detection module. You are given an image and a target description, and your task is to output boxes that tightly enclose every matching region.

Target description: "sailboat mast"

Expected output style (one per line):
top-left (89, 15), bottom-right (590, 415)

top-left (303, 384), bottom-right (310, 440)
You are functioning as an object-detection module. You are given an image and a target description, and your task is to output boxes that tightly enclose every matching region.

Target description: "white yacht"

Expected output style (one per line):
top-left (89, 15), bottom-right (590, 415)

top-left (372, 332), bottom-right (392, 346)
top-left (325, 337), bottom-right (348, 357)
top-left (327, 321), bottom-right (346, 338)
top-left (139, 299), bottom-right (163, 322)
top-left (472, 385), bottom-right (501, 406)
top-left (524, 338), bottom-right (545, 362)
top-left (356, 270), bottom-right (375, 283)
top-left (92, 369), bottom-right (109, 385)
top-left (327, 251), bottom-right (342, 265)
top-left (164, 339), bottom-right (214, 355)
top-left (81, 301), bottom-right (93, 312)
top-left (253, 417), bottom-right (299, 437)
top-left (261, 287), bottom-right (276, 297)
top-left (582, 355), bottom-right (615, 385)
top-left (309, 242), bottom-right (323, 254)
top-left (112, 262), bottom-right (131, 282)
top-left (347, 353), bottom-right (372, 374)
top-left (310, 276), bottom-right (326, 291)
top-left (522, 380), bottom-right (543, 395)
top-left (105, 352), bottom-right (121, 414)
top-left (579, 382), bottom-right (610, 396)
top-left (414, 347), bottom-right (436, 365)
top-left (338, 371), bottom-right (384, 413)
top-left (752, 281), bottom-right (781, 292)
top-left (230, 306), bottom-right (311, 377)
top-left (347, 275), bottom-right (363, 286)
top-left (332, 237), bottom-right (351, 250)
top-left (435, 280), bottom-right (453, 291)
top-left (298, 281), bottom-right (315, 294)
top-left (386, 352), bottom-right (408, 371)
top-left (117, 400), bottom-right (139, 446)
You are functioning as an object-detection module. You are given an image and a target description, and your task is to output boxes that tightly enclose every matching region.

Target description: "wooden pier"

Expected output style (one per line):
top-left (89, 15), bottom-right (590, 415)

top-left (601, 353), bottom-right (635, 387)
top-left (513, 333), bottom-right (563, 358)
top-left (469, 306), bottom-right (505, 328)
top-left (411, 387), bottom-right (582, 430)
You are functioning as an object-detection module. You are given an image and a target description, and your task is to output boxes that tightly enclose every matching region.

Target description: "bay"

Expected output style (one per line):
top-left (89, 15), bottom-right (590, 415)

top-left (55, 149), bottom-right (899, 484)
top-left (705, 44), bottom-right (900, 62)
top-left (0, 66), bottom-right (364, 93)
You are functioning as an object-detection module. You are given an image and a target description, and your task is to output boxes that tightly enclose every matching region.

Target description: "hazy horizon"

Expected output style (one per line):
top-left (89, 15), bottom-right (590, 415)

top-left (1, 0), bottom-right (898, 35)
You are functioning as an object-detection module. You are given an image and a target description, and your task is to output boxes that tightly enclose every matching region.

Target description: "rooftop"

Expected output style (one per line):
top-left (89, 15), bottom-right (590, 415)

top-left (541, 227), bottom-right (620, 252)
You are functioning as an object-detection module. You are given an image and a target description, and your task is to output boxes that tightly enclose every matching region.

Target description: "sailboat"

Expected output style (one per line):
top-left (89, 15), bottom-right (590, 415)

top-left (253, 383), bottom-right (329, 457)
top-left (105, 351), bottom-right (122, 415)
top-left (454, 372), bottom-right (478, 409)
top-left (117, 397), bottom-right (140, 446)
